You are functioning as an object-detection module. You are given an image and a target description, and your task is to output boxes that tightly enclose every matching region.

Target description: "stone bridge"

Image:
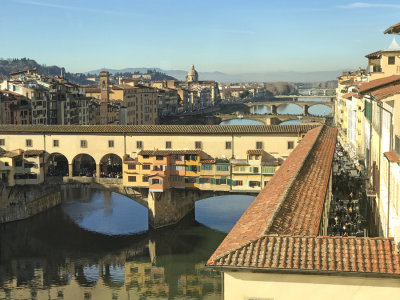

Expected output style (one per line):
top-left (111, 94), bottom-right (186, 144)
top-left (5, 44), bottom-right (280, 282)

top-left (218, 114), bottom-right (329, 125)
top-left (245, 98), bottom-right (334, 116)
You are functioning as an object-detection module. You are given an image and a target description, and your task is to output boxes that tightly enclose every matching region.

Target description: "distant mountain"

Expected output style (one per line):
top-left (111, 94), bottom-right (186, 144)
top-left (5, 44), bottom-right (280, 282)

top-left (0, 58), bottom-right (93, 84)
top-left (87, 67), bottom-right (344, 82)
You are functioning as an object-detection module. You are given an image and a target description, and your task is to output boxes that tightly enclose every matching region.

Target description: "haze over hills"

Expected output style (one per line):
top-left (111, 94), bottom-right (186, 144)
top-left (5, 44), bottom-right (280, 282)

top-left (87, 67), bottom-right (345, 82)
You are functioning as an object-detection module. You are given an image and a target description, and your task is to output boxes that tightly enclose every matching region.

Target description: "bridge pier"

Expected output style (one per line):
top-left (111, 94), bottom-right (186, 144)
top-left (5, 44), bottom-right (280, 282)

top-left (147, 188), bottom-right (195, 229)
top-left (96, 164), bottom-right (101, 179)
top-left (268, 105), bottom-right (277, 115)
top-left (68, 164), bottom-right (73, 177)
top-left (303, 105), bottom-right (309, 116)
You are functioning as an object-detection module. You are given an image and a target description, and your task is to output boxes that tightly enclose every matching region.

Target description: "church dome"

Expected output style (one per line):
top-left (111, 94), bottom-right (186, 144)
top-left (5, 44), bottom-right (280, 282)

top-left (186, 65), bottom-right (198, 82)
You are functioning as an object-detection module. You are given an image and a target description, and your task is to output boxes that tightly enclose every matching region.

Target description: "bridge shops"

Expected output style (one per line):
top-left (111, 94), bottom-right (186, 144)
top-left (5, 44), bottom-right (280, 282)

top-left (122, 149), bottom-right (280, 193)
top-left (0, 124), bottom-right (314, 189)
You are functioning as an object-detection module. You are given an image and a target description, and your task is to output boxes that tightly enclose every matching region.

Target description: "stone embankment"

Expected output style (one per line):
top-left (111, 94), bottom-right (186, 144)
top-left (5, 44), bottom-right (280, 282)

top-left (0, 183), bottom-right (61, 223)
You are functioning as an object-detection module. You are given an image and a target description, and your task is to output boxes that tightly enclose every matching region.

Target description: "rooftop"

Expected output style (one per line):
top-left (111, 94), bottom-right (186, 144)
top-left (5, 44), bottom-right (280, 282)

top-left (371, 83), bottom-right (400, 100)
top-left (358, 75), bottom-right (400, 93)
top-left (0, 124), bottom-right (317, 135)
top-left (210, 235), bottom-right (400, 275)
top-left (343, 92), bottom-right (360, 99)
top-left (384, 22), bottom-right (400, 35)
top-left (206, 125), bottom-right (400, 277)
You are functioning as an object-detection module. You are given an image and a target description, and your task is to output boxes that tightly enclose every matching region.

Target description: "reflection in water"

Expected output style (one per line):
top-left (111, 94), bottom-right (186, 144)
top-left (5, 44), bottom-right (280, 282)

top-left (0, 189), bottom-right (253, 299)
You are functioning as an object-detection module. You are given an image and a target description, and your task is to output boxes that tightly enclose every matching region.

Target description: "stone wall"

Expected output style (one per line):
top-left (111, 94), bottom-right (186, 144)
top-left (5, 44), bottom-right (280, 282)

top-left (0, 184), bottom-right (61, 223)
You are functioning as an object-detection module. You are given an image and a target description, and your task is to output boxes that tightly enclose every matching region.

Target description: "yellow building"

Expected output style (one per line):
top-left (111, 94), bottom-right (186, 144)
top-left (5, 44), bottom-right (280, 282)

top-left (85, 71), bottom-right (158, 125)
top-left (366, 38), bottom-right (400, 81)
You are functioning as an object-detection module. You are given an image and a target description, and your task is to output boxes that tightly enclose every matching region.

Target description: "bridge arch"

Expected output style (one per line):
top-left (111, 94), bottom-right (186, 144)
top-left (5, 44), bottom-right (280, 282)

top-left (275, 103), bottom-right (303, 115)
top-left (102, 264), bottom-right (125, 288)
top-left (99, 153), bottom-right (122, 178)
top-left (46, 152), bottom-right (69, 176)
top-left (72, 153), bottom-right (97, 177)
top-left (74, 264), bottom-right (99, 287)
top-left (307, 103), bottom-right (333, 116)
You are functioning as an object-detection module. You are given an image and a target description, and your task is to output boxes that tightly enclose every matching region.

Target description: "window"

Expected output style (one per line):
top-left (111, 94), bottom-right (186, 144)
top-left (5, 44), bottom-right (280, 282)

top-left (142, 176), bottom-right (148, 182)
top-left (128, 176), bottom-right (136, 182)
top-left (156, 155), bottom-right (163, 160)
top-left (53, 140), bottom-right (59, 147)
top-left (234, 180), bottom-right (243, 186)
top-left (195, 141), bottom-right (202, 149)
top-left (249, 181), bottom-right (261, 187)
top-left (26, 139), bottom-right (32, 147)
top-left (225, 141), bottom-right (232, 149)
top-left (288, 141), bottom-right (294, 149)
top-left (184, 154), bottom-right (198, 161)
top-left (137, 141), bottom-right (143, 149)
top-left (166, 141), bottom-right (172, 149)
top-left (80, 140), bottom-right (87, 148)
top-left (4, 162), bottom-right (9, 166)
top-left (395, 135), bottom-right (400, 155)
top-left (262, 166), bottom-right (276, 174)
top-left (173, 165), bottom-right (183, 171)
top-left (142, 164), bottom-right (151, 170)
top-left (0, 139), bottom-right (4, 146)
top-left (185, 165), bottom-right (199, 172)
top-left (84, 293), bottom-right (91, 300)
top-left (172, 154), bottom-right (181, 160)
top-left (201, 164), bottom-right (213, 170)
top-left (216, 165), bottom-right (229, 171)
top-left (250, 167), bottom-right (259, 173)
top-left (108, 140), bottom-right (114, 148)
top-left (388, 56), bottom-right (395, 65)
top-left (128, 164), bottom-right (136, 170)
top-left (256, 141), bottom-right (263, 149)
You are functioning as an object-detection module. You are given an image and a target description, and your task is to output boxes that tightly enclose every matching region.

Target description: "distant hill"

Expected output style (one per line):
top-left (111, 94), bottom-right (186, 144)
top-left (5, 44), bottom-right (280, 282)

top-left (0, 58), bottom-right (92, 84)
top-left (87, 67), bottom-right (343, 82)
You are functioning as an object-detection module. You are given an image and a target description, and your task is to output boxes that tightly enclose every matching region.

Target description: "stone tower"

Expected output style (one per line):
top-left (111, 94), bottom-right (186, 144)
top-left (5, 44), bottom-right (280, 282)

top-left (99, 70), bottom-right (109, 102)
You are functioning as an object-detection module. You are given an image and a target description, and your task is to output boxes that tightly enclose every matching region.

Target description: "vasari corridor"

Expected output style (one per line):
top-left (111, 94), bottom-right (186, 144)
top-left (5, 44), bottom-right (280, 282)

top-left (1, 1), bottom-right (400, 299)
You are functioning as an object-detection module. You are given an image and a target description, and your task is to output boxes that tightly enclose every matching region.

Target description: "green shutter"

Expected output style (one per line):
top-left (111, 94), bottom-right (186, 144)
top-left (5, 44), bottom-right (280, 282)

top-left (216, 179), bottom-right (220, 185)
top-left (227, 179), bottom-right (231, 185)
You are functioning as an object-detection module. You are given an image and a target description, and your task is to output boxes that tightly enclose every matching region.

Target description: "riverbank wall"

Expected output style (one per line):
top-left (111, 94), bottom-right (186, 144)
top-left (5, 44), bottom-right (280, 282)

top-left (0, 184), bottom-right (61, 223)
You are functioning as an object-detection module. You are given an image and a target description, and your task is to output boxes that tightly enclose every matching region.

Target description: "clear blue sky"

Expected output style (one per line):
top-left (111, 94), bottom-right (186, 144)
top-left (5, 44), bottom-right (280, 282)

top-left (1, 0), bottom-right (400, 74)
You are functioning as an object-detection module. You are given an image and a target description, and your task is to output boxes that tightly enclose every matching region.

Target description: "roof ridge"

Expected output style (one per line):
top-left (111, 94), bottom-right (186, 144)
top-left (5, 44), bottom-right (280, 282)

top-left (263, 125), bottom-right (325, 234)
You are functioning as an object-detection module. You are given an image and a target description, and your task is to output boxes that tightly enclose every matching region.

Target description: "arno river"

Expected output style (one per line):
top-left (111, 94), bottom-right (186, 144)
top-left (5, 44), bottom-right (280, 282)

top-left (0, 188), bottom-right (254, 300)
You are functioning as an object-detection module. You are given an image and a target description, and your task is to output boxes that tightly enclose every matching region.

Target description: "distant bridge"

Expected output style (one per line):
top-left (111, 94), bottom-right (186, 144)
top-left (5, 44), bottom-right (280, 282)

top-left (245, 98), bottom-right (334, 115)
top-left (217, 114), bottom-right (328, 125)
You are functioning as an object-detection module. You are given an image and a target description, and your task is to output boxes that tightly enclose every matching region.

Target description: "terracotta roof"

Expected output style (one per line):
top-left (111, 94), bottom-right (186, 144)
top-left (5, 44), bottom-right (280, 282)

top-left (358, 75), bottom-right (400, 93)
top-left (365, 50), bottom-right (382, 58)
top-left (85, 88), bottom-right (101, 93)
top-left (200, 159), bottom-right (216, 164)
top-left (384, 22), bottom-right (400, 34)
top-left (268, 127), bottom-right (337, 235)
top-left (0, 125), bottom-right (317, 135)
top-left (138, 150), bottom-right (201, 156)
top-left (1, 151), bottom-right (21, 158)
top-left (339, 79), bottom-right (357, 86)
top-left (371, 83), bottom-right (400, 100)
top-left (24, 150), bottom-right (44, 156)
top-left (247, 150), bottom-right (265, 155)
top-left (384, 152), bottom-right (400, 163)
top-left (207, 126), bottom-right (328, 260)
top-left (209, 235), bottom-right (400, 276)
top-left (343, 92), bottom-right (360, 99)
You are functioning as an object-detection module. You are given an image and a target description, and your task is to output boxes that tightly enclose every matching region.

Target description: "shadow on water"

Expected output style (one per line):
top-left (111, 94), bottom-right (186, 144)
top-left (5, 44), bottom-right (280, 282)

top-left (0, 189), bottom-right (252, 299)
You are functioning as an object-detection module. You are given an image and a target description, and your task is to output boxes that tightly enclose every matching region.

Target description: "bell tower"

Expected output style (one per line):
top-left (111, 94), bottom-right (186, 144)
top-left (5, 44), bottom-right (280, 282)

top-left (99, 70), bottom-right (109, 102)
